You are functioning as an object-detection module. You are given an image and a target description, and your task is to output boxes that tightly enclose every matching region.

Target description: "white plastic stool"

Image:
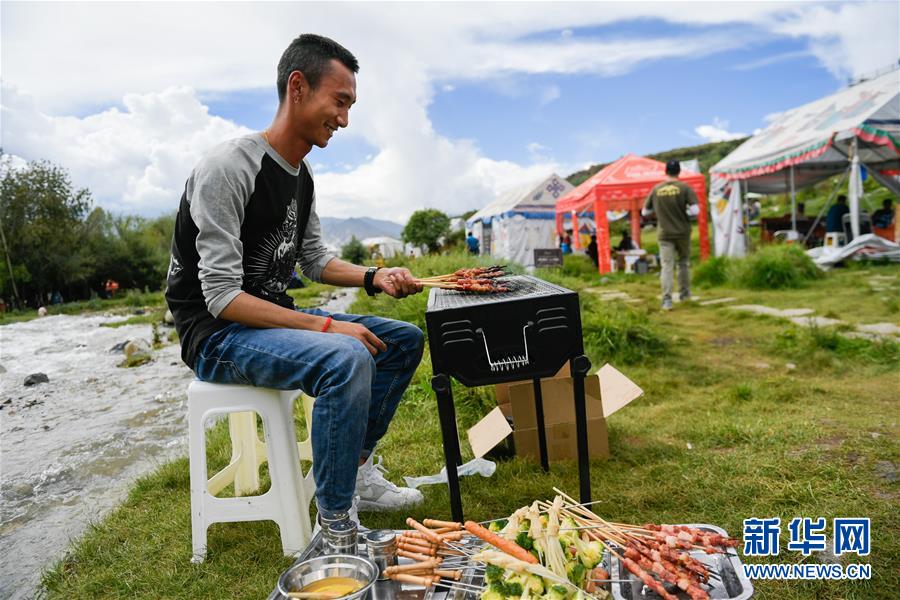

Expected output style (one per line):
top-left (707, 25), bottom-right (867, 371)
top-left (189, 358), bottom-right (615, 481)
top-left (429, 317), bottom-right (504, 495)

top-left (187, 380), bottom-right (316, 563)
top-left (824, 232), bottom-right (845, 248)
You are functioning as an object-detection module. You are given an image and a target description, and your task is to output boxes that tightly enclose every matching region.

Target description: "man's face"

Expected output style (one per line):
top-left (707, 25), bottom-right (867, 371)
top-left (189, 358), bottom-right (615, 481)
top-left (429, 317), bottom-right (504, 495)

top-left (294, 59), bottom-right (357, 149)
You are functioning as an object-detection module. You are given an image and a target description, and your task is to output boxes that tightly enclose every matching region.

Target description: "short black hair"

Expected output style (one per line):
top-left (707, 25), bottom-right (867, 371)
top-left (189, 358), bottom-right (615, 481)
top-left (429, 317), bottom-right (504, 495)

top-left (665, 160), bottom-right (681, 176)
top-left (837, 194), bottom-right (847, 203)
top-left (277, 34), bottom-right (359, 103)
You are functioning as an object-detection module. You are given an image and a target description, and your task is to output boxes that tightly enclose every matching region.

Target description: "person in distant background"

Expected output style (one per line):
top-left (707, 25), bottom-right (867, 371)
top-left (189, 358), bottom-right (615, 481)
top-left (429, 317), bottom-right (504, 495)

top-left (826, 195), bottom-right (850, 233)
top-left (616, 231), bottom-right (638, 251)
top-left (642, 160), bottom-right (698, 310)
top-left (466, 231), bottom-right (480, 255)
top-left (872, 198), bottom-right (895, 229)
top-left (560, 230), bottom-right (573, 254)
top-left (586, 234), bottom-right (598, 267)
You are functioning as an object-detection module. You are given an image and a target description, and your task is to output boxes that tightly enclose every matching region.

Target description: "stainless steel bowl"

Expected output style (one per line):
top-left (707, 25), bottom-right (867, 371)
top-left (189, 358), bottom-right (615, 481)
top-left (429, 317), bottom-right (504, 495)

top-left (277, 554), bottom-right (378, 600)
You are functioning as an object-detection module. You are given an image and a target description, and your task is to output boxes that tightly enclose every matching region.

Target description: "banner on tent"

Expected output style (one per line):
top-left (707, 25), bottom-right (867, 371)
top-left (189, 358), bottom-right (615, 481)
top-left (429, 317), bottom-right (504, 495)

top-left (710, 176), bottom-right (748, 257)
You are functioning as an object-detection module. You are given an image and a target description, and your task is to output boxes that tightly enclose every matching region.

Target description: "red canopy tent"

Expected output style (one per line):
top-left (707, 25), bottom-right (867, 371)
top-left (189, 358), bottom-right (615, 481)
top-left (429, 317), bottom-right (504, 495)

top-left (555, 154), bottom-right (709, 273)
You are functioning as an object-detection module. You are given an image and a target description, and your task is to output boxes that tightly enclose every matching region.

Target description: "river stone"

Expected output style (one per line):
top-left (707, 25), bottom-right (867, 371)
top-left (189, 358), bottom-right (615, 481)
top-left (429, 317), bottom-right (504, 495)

top-left (124, 339), bottom-right (151, 359)
top-left (164, 309), bottom-right (175, 325)
top-left (24, 373), bottom-right (50, 387)
top-left (109, 340), bottom-right (131, 354)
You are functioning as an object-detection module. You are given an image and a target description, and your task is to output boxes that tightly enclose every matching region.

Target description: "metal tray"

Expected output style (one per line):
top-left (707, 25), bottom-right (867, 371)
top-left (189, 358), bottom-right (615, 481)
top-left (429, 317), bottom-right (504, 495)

top-left (269, 531), bottom-right (486, 600)
top-left (607, 524), bottom-right (753, 600)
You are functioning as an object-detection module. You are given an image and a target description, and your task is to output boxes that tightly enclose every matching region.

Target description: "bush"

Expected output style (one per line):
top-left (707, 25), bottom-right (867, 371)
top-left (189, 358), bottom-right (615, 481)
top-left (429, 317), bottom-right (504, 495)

top-left (580, 299), bottom-right (669, 365)
top-left (735, 245), bottom-right (820, 290)
top-left (693, 256), bottom-right (731, 288)
top-left (341, 236), bottom-right (367, 265)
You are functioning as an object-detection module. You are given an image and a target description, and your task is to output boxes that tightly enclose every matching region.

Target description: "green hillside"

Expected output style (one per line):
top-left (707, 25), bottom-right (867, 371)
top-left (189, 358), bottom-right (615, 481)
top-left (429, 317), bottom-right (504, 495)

top-left (565, 138), bottom-right (747, 186)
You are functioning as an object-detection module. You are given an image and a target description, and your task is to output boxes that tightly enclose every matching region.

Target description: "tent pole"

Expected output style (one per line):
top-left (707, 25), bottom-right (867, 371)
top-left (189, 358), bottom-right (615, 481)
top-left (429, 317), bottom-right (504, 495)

top-left (790, 165), bottom-right (797, 233)
top-left (630, 209), bottom-right (641, 248)
top-left (595, 197), bottom-right (611, 274)
top-left (849, 137), bottom-right (861, 239)
top-left (571, 211), bottom-right (580, 250)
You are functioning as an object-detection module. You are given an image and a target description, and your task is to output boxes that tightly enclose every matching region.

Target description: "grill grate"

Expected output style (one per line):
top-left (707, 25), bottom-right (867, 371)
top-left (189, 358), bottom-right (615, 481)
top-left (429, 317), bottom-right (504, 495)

top-left (428, 275), bottom-right (571, 310)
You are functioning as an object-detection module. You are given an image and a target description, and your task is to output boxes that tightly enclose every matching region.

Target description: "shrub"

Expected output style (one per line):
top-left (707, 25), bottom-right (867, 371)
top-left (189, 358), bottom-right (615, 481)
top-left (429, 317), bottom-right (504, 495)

top-left (693, 256), bottom-right (731, 288)
top-left (580, 299), bottom-right (668, 365)
top-left (734, 245), bottom-right (820, 290)
top-left (340, 236), bottom-right (367, 265)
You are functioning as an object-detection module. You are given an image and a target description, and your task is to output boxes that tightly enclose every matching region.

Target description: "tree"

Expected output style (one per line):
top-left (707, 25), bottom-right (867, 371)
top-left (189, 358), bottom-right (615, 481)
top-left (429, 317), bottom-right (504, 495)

top-left (402, 209), bottom-right (450, 253)
top-left (341, 235), bottom-right (367, 265)
top-left (0, 156), bottom-right (93, 305)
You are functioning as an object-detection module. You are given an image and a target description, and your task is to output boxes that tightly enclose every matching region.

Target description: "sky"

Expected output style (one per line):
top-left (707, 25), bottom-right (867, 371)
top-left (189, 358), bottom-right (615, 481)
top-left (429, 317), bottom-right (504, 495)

top-left (1, 1), bottom-right (898, 223)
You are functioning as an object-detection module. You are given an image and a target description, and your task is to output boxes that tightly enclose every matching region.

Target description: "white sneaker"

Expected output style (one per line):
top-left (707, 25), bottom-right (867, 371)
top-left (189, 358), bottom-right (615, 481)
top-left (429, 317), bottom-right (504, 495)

top-left (355, 454), bottom-right (424, 512)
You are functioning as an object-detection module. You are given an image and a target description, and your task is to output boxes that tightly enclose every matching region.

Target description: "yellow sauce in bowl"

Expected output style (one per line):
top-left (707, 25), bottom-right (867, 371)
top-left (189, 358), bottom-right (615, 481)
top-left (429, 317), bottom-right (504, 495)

top-left (298, 576), bottom-right (364, 597)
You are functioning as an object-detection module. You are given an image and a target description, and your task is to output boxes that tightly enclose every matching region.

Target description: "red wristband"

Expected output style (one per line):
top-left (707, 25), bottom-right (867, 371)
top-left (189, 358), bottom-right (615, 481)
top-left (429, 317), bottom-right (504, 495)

top-left (321, 316), bottom-right (333, 333)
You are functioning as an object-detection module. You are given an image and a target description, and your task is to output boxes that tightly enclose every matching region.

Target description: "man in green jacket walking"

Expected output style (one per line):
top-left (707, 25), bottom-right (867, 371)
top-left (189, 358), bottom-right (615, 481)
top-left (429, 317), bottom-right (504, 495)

top-left (642, 160), bottom-right (699, 310)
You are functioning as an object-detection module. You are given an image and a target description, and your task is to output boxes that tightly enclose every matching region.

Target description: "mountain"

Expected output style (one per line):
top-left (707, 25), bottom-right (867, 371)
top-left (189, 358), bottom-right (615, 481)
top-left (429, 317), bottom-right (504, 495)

top-left (318, 216), bottom-right (405, 250)
top-left (565, 138), bottom-right (748, 186)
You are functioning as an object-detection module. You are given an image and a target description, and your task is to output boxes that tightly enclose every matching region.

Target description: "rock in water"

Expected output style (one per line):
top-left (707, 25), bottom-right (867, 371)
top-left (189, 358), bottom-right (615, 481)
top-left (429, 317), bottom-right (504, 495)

top-left (123, 339), bottom-right (151, 359)
top-left (24, 373), bottom-right (50, 387)
top-left (164, 310), bottom-right (175, 325)
top-left (37, 307), bottom-right (48, 317)
top-left (109, 340), bottom-right (131, 354)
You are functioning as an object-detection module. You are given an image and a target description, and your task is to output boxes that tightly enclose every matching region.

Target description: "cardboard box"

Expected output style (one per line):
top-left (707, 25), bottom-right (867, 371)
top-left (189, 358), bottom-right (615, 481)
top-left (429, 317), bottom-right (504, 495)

top-left (494, 363), bottom-right (569, 418)
top-left (507, 364), bottom-right (642, 462)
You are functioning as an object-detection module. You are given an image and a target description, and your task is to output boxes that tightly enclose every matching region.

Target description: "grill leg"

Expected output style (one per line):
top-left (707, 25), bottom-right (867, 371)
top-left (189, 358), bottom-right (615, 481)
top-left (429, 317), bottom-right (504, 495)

top-left (532, 377), bottom-right (549, 472)
top-left (431, 373), bottom-right (464, 522)
top-left (570, 355), bottom-right (592, 504)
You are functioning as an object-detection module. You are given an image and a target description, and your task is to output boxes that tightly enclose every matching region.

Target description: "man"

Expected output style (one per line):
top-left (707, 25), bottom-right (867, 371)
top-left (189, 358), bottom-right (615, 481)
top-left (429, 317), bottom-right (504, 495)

top-left (586, 233), bottom-right (598, 267)
top-left (642, 160), bottom-right (699, 310)
top-left (165, 34), bottom-right (425, 528)
top-left (465, 231), bottom-right (479, 255)
top-left (826, 195), bottom-right (850, 233)
top-left (872, 198), bottom-right (895, 229)
top-left (615, 231), bottom-right (638, 252)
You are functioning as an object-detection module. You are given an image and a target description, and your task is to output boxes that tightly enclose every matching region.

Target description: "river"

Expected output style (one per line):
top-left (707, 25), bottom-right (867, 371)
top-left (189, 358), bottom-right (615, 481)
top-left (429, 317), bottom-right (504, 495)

top-left (0, 288), bottom-right (357, 599)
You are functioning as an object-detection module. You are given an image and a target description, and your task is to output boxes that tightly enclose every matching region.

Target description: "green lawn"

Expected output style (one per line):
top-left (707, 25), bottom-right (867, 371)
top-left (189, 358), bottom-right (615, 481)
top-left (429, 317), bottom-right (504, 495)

top-left (41, 252), bottom-right (899, 599)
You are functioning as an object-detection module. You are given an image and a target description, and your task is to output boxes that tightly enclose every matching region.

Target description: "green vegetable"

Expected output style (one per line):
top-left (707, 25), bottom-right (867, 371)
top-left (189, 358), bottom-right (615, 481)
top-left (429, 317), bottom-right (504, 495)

top-left (488, 519), bottom-right (508, 533)
top-left (566, 561), bottom-right (586, 585)
top-left (504, 582), bottom-right (524, 597)
top-left (576, 540), bottom-right (604, 569)
top-left (548, 584), bottom-right (569, 600)
top-left (485, 564), bottom-right (504, 583)
top-left (516, 532), bottom-right (535, 551)
top-left (480, 589), bottom-right (505, 600)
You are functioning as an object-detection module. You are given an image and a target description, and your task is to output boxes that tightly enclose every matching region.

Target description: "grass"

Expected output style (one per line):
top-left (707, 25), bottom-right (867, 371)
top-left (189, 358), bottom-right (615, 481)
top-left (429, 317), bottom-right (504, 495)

top-left (40, 253), bottom-right (900, 600)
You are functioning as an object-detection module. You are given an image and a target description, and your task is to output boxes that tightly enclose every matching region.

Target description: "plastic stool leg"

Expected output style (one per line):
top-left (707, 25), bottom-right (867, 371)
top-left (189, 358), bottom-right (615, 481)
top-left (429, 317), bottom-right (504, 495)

top-left (231, 411), bottom-right (262, 496)
top-left (259, 394), bottom-right (310, 556)
top-left (188, 404), bottom-right (210, 563)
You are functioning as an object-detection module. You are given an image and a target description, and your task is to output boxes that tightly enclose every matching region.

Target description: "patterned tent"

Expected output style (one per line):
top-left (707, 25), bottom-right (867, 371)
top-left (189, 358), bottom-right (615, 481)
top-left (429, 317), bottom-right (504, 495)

top-left (466, 174), bottom-right (574, 267)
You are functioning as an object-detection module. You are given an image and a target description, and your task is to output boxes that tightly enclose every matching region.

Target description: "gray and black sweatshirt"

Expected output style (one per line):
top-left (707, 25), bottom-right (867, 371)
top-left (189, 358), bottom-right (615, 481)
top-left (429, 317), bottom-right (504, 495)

top-left (165, 133), bottom-right (336, 369)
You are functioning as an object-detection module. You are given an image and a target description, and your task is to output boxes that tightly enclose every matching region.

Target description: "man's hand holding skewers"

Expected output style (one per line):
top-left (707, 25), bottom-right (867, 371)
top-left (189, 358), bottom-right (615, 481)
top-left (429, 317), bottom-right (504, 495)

top-left (374, 267), bottom-right (424, 298)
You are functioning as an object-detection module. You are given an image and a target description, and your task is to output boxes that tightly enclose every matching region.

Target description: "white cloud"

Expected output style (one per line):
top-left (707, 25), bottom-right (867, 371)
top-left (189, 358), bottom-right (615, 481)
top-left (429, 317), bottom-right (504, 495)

top-left (1, 83), bottom-right (251, 214)
top-left (539, 85), bottom-right (561, 106)
top-left (1, 2), bottom-right (897, 219)
top-left (526, 142), bottom-right (551, 162)
top-left (694, 118), bottom-right (747, 142)
top-left (770, 2), bottom-right (900, 81)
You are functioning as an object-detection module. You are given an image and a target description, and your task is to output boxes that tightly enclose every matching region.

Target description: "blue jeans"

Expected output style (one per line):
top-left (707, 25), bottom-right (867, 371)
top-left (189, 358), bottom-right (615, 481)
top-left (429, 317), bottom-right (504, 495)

top-left (194, 308), bottom-right (425, 514)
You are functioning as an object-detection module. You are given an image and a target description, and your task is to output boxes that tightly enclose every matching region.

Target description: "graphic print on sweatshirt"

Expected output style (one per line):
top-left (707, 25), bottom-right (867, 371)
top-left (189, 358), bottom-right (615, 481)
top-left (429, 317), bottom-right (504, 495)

top-left (244, 197), bottom-right (298, 297)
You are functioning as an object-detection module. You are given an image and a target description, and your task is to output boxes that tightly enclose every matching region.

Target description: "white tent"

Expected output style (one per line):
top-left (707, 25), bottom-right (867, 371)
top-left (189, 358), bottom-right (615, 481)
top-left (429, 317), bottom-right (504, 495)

top-left (466, 174), bottom-right (574, 267)
top-left (710, 69), bottom-right (900, 250)
top-left (361, 236), bottom-right (405, 259)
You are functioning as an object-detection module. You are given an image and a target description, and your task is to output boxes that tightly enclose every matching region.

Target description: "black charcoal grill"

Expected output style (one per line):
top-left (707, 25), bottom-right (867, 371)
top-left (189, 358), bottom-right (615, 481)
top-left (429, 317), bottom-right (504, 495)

top-left (425, 274), bottom-right (592, 521)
